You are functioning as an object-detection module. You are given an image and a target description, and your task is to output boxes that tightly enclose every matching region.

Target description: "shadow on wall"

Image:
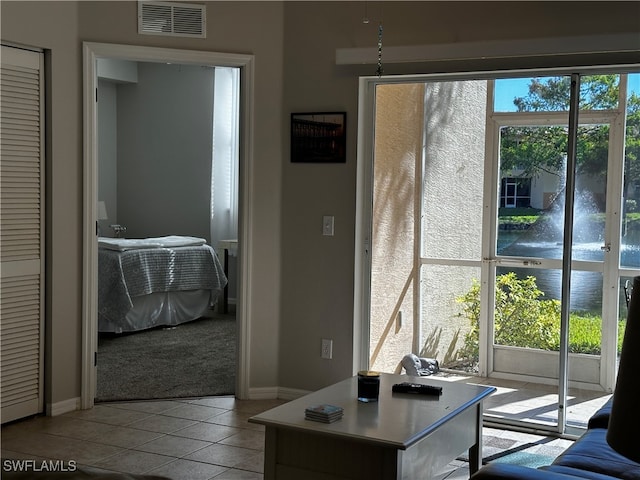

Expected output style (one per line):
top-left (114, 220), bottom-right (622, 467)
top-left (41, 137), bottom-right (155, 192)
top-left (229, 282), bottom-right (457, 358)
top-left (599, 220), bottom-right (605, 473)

top-left (374, 81), bottom-right (461, 253)
top-left (420, 326), bottom-right (461, 367)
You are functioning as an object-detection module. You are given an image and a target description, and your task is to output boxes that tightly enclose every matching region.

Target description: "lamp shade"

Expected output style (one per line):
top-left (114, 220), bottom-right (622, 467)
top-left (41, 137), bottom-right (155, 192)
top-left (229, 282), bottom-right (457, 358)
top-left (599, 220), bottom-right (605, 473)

top-left (97, 201), bottom-right (108, 221)
top-left (606, 275), bottom-right (640, 463)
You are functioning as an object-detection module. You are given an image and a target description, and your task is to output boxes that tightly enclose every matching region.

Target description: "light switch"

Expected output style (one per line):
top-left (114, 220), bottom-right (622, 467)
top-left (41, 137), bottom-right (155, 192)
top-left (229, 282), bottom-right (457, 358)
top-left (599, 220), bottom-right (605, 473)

top-left (322, 215), bottom-right (334, 236)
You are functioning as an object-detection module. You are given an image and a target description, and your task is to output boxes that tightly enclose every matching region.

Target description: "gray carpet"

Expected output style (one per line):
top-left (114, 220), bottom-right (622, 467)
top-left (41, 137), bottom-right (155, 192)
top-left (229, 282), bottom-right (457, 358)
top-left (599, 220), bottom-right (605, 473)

top-left (458, 431), bottom-right (572, 468)
top-left (482, 436), bottom-right (560, 468)
top-left (96, 313), bottom-right (236, 402)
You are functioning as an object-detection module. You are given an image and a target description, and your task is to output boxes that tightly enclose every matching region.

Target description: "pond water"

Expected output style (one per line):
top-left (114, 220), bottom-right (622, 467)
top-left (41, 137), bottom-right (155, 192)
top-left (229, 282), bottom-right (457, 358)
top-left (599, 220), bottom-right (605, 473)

top-left (497, 234), bottom-right (640, 314)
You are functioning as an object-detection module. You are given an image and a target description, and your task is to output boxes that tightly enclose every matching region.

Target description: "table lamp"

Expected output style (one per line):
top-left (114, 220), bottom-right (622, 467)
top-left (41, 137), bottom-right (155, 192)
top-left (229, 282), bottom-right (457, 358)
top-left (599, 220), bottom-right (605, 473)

top-left (98, 201), bottom-right (108, 221)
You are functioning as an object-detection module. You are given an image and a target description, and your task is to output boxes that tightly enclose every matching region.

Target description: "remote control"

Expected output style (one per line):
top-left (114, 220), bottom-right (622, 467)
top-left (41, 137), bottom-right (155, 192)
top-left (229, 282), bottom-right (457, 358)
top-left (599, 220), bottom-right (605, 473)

top-left (392, 382), bottom-right (443, 395)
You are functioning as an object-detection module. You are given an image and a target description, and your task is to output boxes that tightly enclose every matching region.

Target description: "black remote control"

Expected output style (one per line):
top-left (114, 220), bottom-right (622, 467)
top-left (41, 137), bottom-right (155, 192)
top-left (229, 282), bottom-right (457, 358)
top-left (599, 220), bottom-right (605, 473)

top-left (392, 382), bottom-right (443, 395)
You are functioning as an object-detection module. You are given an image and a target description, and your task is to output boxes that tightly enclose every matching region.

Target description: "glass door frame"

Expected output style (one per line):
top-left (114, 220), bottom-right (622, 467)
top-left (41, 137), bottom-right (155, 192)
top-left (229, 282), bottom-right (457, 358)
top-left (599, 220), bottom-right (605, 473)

top-left (484, 106), bottom-right (623, 382)
top-left (355, 66), bottom-right (640, 435)
top-left (483, 79), bottom-right (628, 434)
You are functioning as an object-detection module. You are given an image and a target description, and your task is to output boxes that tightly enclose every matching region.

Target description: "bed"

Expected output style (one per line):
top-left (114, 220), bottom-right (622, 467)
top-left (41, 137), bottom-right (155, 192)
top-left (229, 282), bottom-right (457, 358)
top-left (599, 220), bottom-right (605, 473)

top-left (98, 235), bottom-right (228, 333)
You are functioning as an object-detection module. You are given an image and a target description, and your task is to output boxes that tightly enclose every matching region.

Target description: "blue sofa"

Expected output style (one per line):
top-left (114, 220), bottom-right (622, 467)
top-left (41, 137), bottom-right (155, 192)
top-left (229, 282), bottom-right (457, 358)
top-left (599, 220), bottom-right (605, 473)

top-left (471, 398), bottom-right (640, 479)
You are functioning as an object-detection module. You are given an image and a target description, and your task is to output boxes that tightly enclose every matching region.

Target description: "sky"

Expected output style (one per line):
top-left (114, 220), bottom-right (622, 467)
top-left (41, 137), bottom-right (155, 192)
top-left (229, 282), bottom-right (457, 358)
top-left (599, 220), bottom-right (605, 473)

top-left (494, 73), bottom-right (640, 112)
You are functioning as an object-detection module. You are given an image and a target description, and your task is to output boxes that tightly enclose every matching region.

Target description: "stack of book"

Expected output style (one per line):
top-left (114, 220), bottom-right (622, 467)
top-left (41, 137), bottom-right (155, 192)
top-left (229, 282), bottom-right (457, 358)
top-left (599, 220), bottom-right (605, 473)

top-left (304, 404), bottom-right (344, 423)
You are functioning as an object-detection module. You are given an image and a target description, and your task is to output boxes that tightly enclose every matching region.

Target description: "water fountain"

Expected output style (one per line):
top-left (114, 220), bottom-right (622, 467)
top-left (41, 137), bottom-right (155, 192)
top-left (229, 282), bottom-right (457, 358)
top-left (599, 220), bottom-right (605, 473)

top-left (498, 188), bottom-right (608, 314)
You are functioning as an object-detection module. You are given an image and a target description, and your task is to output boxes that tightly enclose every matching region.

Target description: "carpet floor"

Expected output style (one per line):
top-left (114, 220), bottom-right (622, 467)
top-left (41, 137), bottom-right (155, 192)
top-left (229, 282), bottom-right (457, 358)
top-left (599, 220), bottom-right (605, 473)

top-left (96, 313), bottom-right (236, 402)
top-left (459, 427), bottom-right (574, 468)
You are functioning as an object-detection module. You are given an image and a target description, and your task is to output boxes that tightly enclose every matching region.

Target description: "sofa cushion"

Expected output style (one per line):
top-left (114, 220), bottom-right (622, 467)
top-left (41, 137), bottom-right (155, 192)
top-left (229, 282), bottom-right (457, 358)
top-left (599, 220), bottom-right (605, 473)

top-left (547, 428), bottom-right (640, 479)
top-left (470, 463), bottom-right (603, 479)
top-left (587, 398), bottom-right (612, 430)
top-left (543, 465), bottom-right (632, 480)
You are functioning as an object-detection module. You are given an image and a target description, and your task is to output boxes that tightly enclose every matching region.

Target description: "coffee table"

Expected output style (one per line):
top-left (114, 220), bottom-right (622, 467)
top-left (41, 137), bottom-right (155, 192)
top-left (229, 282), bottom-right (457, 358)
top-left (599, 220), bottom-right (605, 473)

top-left (249, 372), bottom-right (495, 479)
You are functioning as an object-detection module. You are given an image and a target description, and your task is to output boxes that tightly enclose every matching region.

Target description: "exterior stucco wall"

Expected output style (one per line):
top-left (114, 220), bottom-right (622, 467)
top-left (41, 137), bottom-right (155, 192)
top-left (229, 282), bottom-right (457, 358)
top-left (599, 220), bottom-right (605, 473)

top-left (421, 81), bottom-right (487, 365)
top-left (370, 84), bottom-right (425, 373)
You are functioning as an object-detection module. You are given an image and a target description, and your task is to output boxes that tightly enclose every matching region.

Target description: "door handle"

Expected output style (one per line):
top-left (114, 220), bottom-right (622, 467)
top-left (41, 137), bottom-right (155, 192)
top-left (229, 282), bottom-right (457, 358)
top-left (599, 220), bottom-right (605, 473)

top-left (523, 260), bottom-right (542, 266)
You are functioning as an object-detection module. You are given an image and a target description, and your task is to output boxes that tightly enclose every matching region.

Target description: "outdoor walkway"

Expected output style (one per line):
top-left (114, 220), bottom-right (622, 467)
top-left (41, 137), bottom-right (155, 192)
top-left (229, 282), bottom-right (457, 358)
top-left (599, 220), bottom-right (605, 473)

top-left (436, 372), bottom-right (612, 431)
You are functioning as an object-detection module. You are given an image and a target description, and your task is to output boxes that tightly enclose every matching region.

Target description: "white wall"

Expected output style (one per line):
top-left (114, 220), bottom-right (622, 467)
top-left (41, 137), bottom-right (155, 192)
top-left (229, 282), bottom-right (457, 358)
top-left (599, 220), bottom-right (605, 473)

top-left (97, 80), bottom-right (118, 235)
top-left (116, 62), bottom-right (214, 241)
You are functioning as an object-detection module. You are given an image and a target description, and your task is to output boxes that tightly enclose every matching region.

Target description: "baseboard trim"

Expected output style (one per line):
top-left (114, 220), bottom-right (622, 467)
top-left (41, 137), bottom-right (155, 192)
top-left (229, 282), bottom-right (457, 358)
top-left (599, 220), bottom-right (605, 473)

top-left (47, 397), bottom-right (81, 416)
top-left (248, 387), bottom-right (279, 400)
top-left (248, 386), bottom-right (311, 401)
top-left (277, 387), bottom-right (311, 401)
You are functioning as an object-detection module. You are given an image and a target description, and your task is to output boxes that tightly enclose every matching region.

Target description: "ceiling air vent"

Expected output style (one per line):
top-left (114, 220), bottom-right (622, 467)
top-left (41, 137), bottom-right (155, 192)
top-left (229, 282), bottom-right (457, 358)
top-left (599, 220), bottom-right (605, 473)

top-left (138, 1), bottom-right (206, 38)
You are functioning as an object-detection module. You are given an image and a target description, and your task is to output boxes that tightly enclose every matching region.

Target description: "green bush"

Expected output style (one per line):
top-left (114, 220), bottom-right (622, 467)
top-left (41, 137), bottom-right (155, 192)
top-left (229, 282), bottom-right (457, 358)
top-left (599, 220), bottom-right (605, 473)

top-left (566, 313), bottom-right (608, 355)
top-left (457, 273), bottom-right (559, 362)
top-left (499, 215), bottom-right (541, 226)
top-left (498, 207), bottom-right (541, 217)
top-left (457, 273), bottom-right (626, 364)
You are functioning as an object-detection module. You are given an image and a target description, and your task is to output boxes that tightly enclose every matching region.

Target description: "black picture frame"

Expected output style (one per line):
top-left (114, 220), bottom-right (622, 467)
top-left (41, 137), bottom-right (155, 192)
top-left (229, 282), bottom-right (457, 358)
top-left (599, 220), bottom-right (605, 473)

top-left (291, 112), bottom-right (346, 163)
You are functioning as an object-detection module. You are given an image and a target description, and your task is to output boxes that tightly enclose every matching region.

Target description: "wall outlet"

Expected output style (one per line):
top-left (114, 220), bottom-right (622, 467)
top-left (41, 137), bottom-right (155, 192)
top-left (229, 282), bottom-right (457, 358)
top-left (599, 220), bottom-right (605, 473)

top-left (321, 338), bottom-right (333, 359)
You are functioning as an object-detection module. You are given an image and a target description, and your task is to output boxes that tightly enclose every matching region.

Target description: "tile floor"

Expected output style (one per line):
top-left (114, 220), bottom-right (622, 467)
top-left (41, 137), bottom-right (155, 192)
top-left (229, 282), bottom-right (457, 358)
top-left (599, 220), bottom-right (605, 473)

top-left (1, 379), bottom-right (593, 480)
top-left (1, 397), bottom-right (284, 479)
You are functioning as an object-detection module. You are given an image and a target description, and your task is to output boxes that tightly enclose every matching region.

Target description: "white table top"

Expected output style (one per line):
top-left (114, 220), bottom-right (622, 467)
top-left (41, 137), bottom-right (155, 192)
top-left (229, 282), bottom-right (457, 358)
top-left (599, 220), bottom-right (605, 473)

top-left (249, 373), bottom-right (495, 450)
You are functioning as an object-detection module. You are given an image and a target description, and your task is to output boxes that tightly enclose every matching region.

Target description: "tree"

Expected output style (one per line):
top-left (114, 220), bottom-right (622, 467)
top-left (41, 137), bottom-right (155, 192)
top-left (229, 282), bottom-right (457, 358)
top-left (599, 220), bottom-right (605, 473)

top-left (499, 75), bottom-right (640, 203)
top-left (624, 90), bottom-right (640, 212)
top-left (513, 75), bottom-right (619, 112)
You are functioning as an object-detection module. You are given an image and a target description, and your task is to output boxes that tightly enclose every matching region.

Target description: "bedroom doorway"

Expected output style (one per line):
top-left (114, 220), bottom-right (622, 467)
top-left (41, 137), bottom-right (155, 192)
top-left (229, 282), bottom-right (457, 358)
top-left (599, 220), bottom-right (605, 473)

top-left (95, 61), bottom-right (238, 402)
top-left (82, 43), bottom-right (255, 408)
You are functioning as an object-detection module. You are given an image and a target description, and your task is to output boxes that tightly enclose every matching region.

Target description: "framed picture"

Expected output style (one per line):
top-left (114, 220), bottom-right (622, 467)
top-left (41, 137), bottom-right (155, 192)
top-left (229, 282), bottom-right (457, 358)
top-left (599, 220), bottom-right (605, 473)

top-left (291, 112), bottom-right (346, 163)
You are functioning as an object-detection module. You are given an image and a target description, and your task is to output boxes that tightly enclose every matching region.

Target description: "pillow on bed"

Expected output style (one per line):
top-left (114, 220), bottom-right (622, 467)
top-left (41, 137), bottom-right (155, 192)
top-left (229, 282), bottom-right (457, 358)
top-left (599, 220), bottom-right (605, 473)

top-left (98, 236), bottom-right (206, 251)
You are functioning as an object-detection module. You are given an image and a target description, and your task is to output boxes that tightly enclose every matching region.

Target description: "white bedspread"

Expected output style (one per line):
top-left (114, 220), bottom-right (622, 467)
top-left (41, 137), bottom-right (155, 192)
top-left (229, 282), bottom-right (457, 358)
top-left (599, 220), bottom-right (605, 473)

top-left (98, 235), bottom-right (206, 251)
top-left (98, 239), bottom-right (227, 332)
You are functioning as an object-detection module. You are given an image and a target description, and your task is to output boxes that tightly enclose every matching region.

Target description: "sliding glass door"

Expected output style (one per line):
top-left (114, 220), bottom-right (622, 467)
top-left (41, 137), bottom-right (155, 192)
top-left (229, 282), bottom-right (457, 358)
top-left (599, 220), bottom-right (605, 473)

top-left (485, 74), bottom-right (639, 431)
top-left (362, 70), bottom-right (640, 434)
top-left (491, 115), bottom-right (615, 429)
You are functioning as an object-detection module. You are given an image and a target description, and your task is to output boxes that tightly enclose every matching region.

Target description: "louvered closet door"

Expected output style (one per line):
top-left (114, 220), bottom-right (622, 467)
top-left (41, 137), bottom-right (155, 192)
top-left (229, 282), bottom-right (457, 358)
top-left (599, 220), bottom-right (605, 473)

top-left (0, 45), bottom-right (45, 423)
